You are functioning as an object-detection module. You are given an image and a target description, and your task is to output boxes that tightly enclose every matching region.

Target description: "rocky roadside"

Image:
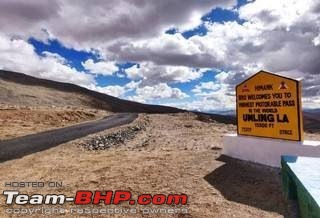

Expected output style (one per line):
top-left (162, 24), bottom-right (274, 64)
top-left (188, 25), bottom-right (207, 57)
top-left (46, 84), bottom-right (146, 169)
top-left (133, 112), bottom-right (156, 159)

top-left (79, 117), bottom-right (149, 151)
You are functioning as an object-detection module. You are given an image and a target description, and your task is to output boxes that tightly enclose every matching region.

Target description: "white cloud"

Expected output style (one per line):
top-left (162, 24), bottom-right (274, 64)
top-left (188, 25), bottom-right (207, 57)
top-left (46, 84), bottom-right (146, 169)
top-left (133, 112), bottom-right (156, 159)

top-left (192, 81), bottom-right (221, 95)
top-left (82, 59), bottom-right (118, 75)
top-left (87, 80), bottom-right (141, 98)
top-left (0, 0), bottom-right (236, 50)
top-left (88, 80), bottom-right (189, 104)
top-left (178, 71), bottom-right (235, 111)
top-left (177, 11), bottom-right (203, 32)
top-left (238, 0), bottom-right (316, 30)
top-left (107, 32), bottom-right (221, 68)
top-left (127, 95), bottom-right (146, 103)
top-left (313, 34), bottom-right (320, 46)
top-left (0, 33), bottom-right (94, 87)
top-left (125, 64), bottom-right (140, 80)
top-left (129, 83), bottom-right (188, 102)
top-left (125, 62), bottom-right (205, 85)
top-left (303, 96), bottom-right (320, 109)
top-left (90, 85), bottom-right (126, 98)
top-left (55, 0), bottom-right (234, 49)
top-left (202, 0), bottom-right (320, 77)
top-left (124, 80), bottom-right (141, 90)
top-left (172, 88), bottom-right (235, 111)
top-left (107, 0), bottom-right (320, 99)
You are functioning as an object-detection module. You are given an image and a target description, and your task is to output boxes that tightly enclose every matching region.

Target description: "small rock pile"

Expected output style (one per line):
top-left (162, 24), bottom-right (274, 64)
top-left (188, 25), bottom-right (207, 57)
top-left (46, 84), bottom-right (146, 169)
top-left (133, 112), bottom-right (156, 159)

top-left (80, 124), bottom-right (146, 151)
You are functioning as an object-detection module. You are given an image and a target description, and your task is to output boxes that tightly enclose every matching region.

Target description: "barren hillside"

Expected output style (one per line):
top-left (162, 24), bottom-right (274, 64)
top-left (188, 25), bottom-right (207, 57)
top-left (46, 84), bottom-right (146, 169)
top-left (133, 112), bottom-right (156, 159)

top-left (0, 70), bottom-right (184, 113)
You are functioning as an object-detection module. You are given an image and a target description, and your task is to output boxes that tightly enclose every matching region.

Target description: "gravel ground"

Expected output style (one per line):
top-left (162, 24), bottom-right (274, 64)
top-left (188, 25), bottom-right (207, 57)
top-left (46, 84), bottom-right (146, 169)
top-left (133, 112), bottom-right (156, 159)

top-left (0, 113), bottom-right (319, 217)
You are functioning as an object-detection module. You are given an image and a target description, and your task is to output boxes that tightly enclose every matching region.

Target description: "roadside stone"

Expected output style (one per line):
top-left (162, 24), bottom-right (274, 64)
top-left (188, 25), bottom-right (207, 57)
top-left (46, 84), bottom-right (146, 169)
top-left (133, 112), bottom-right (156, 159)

top-left (80, 122), bottom-right (147, 151)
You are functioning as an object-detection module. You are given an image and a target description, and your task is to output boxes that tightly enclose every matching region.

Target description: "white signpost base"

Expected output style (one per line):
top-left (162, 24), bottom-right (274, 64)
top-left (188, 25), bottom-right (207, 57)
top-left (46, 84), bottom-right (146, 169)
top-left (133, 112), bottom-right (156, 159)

top-left (222, 134), bottom-right (320, 168)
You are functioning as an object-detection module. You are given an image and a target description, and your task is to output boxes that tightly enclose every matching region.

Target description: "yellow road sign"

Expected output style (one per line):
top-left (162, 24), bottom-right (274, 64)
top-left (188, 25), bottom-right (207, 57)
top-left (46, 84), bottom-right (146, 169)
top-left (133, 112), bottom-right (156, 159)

top-left (236, 70), bottom-right (303, 141)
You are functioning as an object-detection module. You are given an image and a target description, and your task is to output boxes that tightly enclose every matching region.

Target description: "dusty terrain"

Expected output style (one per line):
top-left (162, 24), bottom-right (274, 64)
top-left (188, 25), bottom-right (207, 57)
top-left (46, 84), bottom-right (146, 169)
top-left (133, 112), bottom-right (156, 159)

top-left (0, 105), bottom-right (109, 140)
top-left (1, 113), bottom-right (318, 217)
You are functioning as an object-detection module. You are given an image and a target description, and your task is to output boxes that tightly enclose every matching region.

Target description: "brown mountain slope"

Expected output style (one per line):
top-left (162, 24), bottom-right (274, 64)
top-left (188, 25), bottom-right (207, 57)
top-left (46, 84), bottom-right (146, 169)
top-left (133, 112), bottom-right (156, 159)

top-left (0, 70), bottom-right (183, 113)
top-left (303, 111), bottom-right (320, 133)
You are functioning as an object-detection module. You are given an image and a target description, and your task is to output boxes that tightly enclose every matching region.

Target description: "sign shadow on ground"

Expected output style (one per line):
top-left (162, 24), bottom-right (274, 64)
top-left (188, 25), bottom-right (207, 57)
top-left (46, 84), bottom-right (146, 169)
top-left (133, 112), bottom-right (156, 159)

top-left (203, 155), bottom-right (289, 216)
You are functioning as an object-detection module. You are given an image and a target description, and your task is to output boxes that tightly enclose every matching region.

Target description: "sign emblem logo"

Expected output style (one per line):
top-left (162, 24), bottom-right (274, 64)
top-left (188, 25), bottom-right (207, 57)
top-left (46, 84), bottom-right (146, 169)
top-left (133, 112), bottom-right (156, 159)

top-left (279, 81), bottom-right (288, 90)
top-left (242, 84), bottom-right (249, 92)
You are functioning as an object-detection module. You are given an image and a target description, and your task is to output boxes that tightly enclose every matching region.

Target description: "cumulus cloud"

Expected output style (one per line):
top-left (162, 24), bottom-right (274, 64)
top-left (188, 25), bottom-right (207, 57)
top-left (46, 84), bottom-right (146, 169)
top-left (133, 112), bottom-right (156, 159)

top-left (107, 33), bottom-right (223, 68)
top-left (125, 62), bottom-right (205, 85)
top-left (0, 0), bottom-right (60, 41)
top-left (173, 72), bottom-right (236, 111)
top-left (105, 0), bottom-right (319, 89)
top-left (0, 0), bottom-right (236, 49)
top-left (87, 80), bottom-right (140, 98)
top-left (128, 83), bottom-right (188, 103)
top-left (192, 81), bottom-right (221, 95)
top-left (108, 0), bottom-right (320, 96)
top-left (238, 0), bottom-right (317, 30)
top-left (89, 85), bottom-right (126, 98)
top-left (165, 0), bottom-right (320, 109)
top-left (303, 96), bottom-right (320, 109)
top-left (213, 0), bottom-right (319, 77)
top-left (82, 59), bottom-right (118, 75)
top-left (0, 33), bottom-right (94, 87)
top-left (313, 34), bottom-right (320, 46)
top-left (87, 80), bottom-right (188, 103)
top-left (55, 0), bottom-right (235, 49)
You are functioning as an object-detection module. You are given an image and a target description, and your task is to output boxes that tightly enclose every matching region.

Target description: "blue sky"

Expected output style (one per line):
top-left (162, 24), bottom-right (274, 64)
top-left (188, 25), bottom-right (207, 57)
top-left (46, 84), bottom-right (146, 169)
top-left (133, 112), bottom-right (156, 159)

top-left (0, 0), bottom-right (319, 110)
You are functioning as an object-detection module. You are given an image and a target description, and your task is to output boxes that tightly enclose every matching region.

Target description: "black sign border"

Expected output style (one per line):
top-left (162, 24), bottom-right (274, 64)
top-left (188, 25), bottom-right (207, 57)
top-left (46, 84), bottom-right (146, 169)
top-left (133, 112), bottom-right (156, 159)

top-left (236, 70), bottom-right (303, 141)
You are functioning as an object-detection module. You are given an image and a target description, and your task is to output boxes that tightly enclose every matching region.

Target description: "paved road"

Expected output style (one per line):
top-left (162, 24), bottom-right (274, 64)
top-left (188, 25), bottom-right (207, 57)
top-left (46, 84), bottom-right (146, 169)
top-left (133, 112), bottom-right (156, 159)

top-left (0, 113), bottom-right (137, 163)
